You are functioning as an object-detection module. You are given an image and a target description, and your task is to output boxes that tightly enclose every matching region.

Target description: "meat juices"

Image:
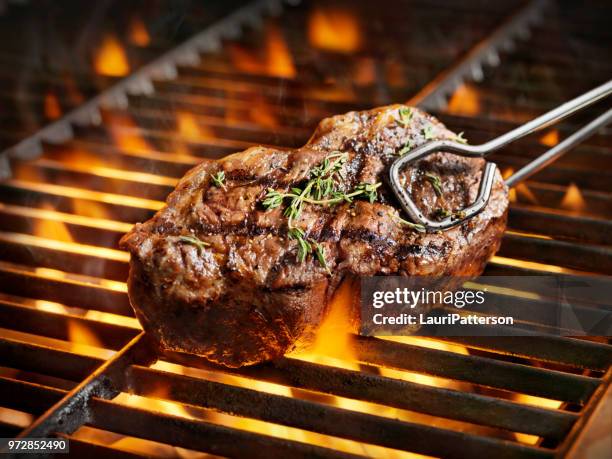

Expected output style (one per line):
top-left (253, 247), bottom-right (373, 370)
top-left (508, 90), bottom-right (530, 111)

top-left (120, 105), bottom-right (508, 367)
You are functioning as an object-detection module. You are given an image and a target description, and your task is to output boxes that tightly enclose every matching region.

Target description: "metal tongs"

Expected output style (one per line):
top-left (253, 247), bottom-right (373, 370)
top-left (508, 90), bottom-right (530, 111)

top-left (389, 80), bottom-right (612, 232)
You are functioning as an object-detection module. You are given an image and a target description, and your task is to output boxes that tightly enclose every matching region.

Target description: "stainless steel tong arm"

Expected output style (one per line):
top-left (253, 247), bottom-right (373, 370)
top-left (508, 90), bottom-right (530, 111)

top-left (389, 80), bottom-right (612, 232)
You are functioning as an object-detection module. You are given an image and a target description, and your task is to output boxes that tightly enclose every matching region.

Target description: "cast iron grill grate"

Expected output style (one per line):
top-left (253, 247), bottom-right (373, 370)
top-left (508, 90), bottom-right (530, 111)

top-left (0, 1), bottom-right (610, 458)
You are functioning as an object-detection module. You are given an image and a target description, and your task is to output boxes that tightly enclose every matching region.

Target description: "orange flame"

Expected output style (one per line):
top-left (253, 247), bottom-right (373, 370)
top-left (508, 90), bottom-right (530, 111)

top-left (68, 319), bottom-right (103, 348)
top-left (95, 35), bottom-right (130, 76)
top-left (447, 84), bottom-right (481, 116)
top-left (306, 277), bottom-right (359, 363)
top-left (129, 17), bottom-right (150, 47)
top-left (228, 23), bottom-right (295, 78)
top-left (539, 129), bottom-right (559, 147)
top-left (176, 111), bottom-right (215, 140)
top-left (265, 24), bottom-right (296, 78)
top-left (503, 168), bottom-right (518, 203)
top-left (504, 168), bottom-right (538, 205)
top-left (516, 183), bottom-right (538, 205)
top-left (44, 92), bottom-right (62, 120)
top-left (308, 8), bottom-right (361, 53)
top-left (561, 183), bottom-right (585, 212)
top-left (33, 204), bottom-right (74, 242)
top-left (71, 199), bottom-right (111, 220)
top-left (106, 112), bottom-right (152, 152)
top-left (513, 393), bottom-right (562, 444)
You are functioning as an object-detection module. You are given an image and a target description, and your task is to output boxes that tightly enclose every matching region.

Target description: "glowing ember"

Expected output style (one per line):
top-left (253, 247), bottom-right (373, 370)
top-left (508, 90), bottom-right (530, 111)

top-left (44, 92), bottom-right (62, 120)
top-left (539, 129), bottom-right (559, 147)
top-left (447, 84), bottom-right (481, 116)
top-left (129, 17), bottom-right (150, 47)
top-left (308, 9), bottom-right (361, 53)
top-left (94, 35), bottom-right (130, 76)
top-left (561, 183), bottom-right (585, 212)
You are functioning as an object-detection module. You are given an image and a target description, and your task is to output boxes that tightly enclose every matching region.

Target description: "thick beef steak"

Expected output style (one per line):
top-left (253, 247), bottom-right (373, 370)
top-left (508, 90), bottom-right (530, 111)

top-left (120, 105), bottom-right (508, 367)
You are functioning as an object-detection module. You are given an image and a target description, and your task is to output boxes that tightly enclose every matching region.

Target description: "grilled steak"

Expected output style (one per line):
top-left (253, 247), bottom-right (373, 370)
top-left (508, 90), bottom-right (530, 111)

top-left (120, 105), bottom-right (508, 367)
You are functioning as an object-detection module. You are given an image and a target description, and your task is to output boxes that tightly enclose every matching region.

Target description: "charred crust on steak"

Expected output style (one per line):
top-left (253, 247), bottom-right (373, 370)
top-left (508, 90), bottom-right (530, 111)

top-left (120, 104), bottom-right (508, 367)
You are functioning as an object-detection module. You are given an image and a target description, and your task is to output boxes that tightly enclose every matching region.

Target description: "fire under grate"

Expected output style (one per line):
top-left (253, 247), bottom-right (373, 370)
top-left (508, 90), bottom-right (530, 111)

top-left (0, 0), bottom-right (611, 458)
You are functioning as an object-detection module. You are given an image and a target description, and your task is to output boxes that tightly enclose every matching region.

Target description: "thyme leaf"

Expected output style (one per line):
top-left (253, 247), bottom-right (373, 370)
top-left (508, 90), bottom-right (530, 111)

top-left (262, 188), bottom-right (284, 209)
top-left (178, 235), bottom-right (210, 253)
top-left (287, 227), bottom-right (312, 262)
top-left (396, 107), bottom-right (413, 127)
top-left (398, 141), bottom-right (413, 156)
top-left (311, 240), bottom-right (331, 274)
top-left (211, 171), bottom-right (227, 190)
top-left (389, 212), bottom-right (427, 233)
top-left (434, 208), bottom-right (452, 219)
top-left (424, 172), bottom-right (443, 197)
top-left (423, 126), bottom-right (435, 140)
top-left (262, 152), bottom-right (381, 268)
top-left (455, 132), bottom-right (468, 144)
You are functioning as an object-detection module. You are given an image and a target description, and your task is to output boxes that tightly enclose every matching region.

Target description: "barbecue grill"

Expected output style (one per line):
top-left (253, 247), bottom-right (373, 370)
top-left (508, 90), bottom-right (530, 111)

top-left (0, 0), bottom-right (611, 457)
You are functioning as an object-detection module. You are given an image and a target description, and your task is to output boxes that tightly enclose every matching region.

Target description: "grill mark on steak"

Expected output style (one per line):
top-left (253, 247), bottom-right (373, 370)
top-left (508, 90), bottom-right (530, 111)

top-left (121, 105), bottom-right (508, 367)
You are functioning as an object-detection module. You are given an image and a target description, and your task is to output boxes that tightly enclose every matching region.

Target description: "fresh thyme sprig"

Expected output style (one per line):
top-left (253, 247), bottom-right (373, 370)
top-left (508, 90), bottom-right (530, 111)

top-left (309, 152), bottom-right (347, 200)
top-left (455, 132), bottom-right (468, 144)
top-left (398, 140), bottom-right (413, 156)
top-left (178, 235), bottom-right (210, 253)
top-left (434, 208), bottom-right (452, 219)
top-left (433, 208), bottom-right (467, 221)
top-left (288, 227), bottom-right (312, 262)
top-left (264, 182), bottom-right (382, 226)
top-left (287, 228), bottom-right (331, 274)
top-left (311, 240), bottom-right (331, 274)
top-left (396, 107), bottom-right (413, 127)
top-left (262, 152), bottom-right (381, 269)
top-left (424, 172), bottom-right (443, 197)
top-left (388, 211), bottom-right (427, 233)
top-left (211, 171), bottom-right (227, 190)
top-left (423, 126), bottom-right (435, 140)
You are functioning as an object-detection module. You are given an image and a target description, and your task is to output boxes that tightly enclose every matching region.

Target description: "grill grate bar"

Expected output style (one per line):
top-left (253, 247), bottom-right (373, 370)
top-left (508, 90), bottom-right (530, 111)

top-left (161, 351), bottom-right (577, 439)
top-left (0, 0), bottom-right (610, 456)
top-left (498, 234), bottom-right (612, 275)
top-left (0, 339), bottom-right (566, 459)
top-left (438, 336), bottom-right (612, 371)
top-left (0, 263), bottom-right (131, 316)
top-left (0, 377), bottom-right (366, 459)
top-left (507, 208), bottom-right (612, 246)
top-left (0, 337), bottom-right (104, 383)
top-left (0, 0), bottom-right (286, 166)
top-left (0, 299), bottom-right (137, 349)
top-left (127, 365), bottom-right (553, 459)
top-left (353, 337), bottom-right (598, 404)
top-left (16, 332), bottom-right (154, 439)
